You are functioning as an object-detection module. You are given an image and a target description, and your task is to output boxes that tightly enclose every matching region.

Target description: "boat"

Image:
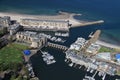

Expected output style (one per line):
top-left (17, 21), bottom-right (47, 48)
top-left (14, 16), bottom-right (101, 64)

top-left (55, 32), bottom-right (69, 37)
top-left (87, 67), bottom-right (90, 72)
top-left (26, 63), bottom-right (35, 78)
top-left (73, 63), bottom-right (77, 67)
top-left (51, 37), bottom-right (57, 41)
top-left (89, 32), bottom-right (94, 38)
top-left (98, 71), bottom-right (102, 76)
top-left (41, 51), bottom-right (56, 65)
top-left (65, 59), bottom-right (67, 62)
top-left (102, 73), bottom-right (106, 80)
top-left (69, 62), bottom-right (73, 67)
top-left (55, 37), bottom-right (65, 43)
top-left (79, 65), bottom-right (82, 69)
top-left (83, 75), bottom-right (95, 80)
top-left (90, 69), bottom-right (94, 73)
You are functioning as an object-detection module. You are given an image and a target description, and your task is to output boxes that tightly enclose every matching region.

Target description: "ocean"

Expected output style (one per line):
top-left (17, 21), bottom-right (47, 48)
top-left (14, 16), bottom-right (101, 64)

top-left (0, 0), bottom-right (120, 45)
top-left (0, 0), bottom-right (120, 80)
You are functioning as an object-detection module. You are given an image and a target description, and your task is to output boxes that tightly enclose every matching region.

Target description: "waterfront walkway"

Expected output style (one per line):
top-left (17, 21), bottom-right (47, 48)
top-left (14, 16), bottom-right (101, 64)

top-left (47, 42), bottom-right (68, 51)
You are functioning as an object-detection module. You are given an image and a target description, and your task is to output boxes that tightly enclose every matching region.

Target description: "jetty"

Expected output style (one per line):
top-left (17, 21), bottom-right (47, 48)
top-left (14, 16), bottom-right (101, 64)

top-left (47, 42), bottom-right (68, 51)
top-left (41, 51), bottom-right (56, 65)
top-left (76, 20), bottom-right (104, 27)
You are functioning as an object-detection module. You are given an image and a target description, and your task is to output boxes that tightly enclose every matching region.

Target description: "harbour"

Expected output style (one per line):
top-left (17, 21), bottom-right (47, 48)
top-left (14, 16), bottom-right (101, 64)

top-left (0, 0), bottom-right (120, 80)
top-left (30, 47), bottom-right (120, 80)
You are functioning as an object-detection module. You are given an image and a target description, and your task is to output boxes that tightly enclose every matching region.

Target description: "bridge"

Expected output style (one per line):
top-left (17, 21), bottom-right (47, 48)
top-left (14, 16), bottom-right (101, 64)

top-left (47, 42), bottom-right (68, 51)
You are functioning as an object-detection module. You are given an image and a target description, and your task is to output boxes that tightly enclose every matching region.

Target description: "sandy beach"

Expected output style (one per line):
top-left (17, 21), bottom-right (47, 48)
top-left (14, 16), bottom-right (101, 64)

top-left (96, 40), bottom-right (120, 49)
top-left (0, 11), bottom-right (103, 27)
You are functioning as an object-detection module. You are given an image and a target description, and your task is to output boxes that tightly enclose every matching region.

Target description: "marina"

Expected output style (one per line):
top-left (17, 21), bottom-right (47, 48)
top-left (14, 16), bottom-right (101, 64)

top-left (26, 62), bottom-right (35, 78)
top-left (0, 0), bottom-right (120, 80)
top-left (38, 33), bottom-right (66, 43)
top-left (41, 51), bottom-right (56, 65)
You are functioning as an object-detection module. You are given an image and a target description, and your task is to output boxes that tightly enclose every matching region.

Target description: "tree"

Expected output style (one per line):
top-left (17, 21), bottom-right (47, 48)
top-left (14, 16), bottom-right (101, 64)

top-left (2, 27), bottom-right (8, 34)
top-left (10, 74), bottom-right (16, 80)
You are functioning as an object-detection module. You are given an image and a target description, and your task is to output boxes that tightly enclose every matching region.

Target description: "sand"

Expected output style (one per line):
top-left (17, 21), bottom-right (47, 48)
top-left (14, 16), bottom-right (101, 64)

top-left (0, 11), bottom-right (104, 27)
top-left (0, 11), bottom-right (82, 27)
top-left (96, 40), bottom-right (120, 49)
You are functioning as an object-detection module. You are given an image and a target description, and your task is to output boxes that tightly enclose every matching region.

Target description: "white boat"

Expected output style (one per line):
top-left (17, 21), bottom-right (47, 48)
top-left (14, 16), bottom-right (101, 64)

top-left (102, 73), bottom-right (106, 80)
top-left (84, 75), bottom-right (95, 80)
top-left (55, 32), bottom-right (69, 37)
top-left (41, 51), bottom-right (56, 65)
top-left (79, 66), bottom-right (82, 69)
top-left (55, 37), bottom-right (66, 43)
top-left (51, 37), bottom-right (57, 41)
top-left (98, 71), bottom-right (102, 76)
top-left (69, 63), bottom-right (73, 67)
top-left (90, 69), bottom-right (94, 73)
top-left (87, 67), bottom-right (90, 72)
top-left (65, 59), bottom-right (67, 62)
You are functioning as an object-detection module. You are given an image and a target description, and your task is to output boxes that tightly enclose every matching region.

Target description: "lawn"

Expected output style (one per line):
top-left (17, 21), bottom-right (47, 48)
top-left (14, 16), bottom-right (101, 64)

top-left (0, 43), bottom-right (29, 70)
top-left (98, 46), bottom-right (114, 53)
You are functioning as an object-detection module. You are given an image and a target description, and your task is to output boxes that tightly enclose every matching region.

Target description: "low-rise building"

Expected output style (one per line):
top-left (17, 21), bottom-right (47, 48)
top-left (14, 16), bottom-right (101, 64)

top-left (20, 19), bottom-right (70, 31)
top-left (8, 23), bottom-right (21, 35)
top-left (95, 52), bottom-right (112, 61)
top-left (70, 37), bottom-right (86, 51)
top-left (16, 31), bottom-right (47, 48)
top-left (86, 43), bottom-right (101, 54)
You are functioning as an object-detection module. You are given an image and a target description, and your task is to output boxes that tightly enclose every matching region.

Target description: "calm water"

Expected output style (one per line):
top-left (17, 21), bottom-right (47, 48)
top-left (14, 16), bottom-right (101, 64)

top-left (0, 0), bottom-right (120, 80)
top-left (0, 0), bottom-right (120, 45)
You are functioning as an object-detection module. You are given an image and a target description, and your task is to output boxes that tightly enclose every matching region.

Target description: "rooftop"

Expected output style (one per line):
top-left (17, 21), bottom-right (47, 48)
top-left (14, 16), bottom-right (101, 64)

top-left (21, 18), bottom-right (69, 23)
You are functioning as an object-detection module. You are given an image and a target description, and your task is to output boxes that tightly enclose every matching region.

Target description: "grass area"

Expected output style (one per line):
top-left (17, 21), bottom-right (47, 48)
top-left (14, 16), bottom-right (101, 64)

top-left (98, 46), bottom-right (114, 53)
top-left (0, 43), bottom-right (29, 71)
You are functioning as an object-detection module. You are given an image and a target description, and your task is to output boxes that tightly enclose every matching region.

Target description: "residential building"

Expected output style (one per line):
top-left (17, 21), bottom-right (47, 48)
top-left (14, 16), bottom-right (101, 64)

top-left (0, 16), bottom-right (11, 27)
top-left (20, 19), bottom-right (69, 31)
top-left (16, 31), bottom-right (47, 48)
top-left (86, 43), bottom-right (101, 54)
top-left (8, 23), bottom-right (21, 35)
top-left (70, 37), bottom-right (86, 51)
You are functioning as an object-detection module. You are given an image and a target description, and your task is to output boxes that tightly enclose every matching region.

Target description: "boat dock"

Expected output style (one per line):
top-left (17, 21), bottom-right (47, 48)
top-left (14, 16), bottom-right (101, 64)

top-left (47, 42), bottom-right (68, 51)
top-left (41, 51), bottom-right (56, 65)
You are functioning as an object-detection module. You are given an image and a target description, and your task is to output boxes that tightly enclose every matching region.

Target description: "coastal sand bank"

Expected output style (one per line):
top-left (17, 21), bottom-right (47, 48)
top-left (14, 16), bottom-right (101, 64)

top-left (96, 40), bottom-right (120, 49)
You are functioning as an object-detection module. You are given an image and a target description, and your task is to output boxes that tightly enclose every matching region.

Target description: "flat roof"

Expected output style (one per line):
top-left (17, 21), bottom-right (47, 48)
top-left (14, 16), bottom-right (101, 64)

top-left (21, 19), bottom-right (69, 23)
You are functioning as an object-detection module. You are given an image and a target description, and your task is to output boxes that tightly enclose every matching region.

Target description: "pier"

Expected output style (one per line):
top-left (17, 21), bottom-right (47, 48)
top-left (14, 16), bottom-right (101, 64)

top-left (47, 42), bottom-right (68, 51)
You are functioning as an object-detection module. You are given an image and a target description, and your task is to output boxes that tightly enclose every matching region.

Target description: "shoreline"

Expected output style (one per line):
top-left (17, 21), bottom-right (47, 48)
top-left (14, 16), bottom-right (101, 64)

top-left (0, 11), bottom-right (104, 27)
top-left (96, 40), bottom-right (120, 49)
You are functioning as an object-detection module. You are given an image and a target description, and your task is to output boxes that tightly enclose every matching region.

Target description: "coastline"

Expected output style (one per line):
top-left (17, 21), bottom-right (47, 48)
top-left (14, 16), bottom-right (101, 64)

top-left (96, 40), bottom-right (120, 49)
top-left (0, 11), bottom-right (104, 27)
